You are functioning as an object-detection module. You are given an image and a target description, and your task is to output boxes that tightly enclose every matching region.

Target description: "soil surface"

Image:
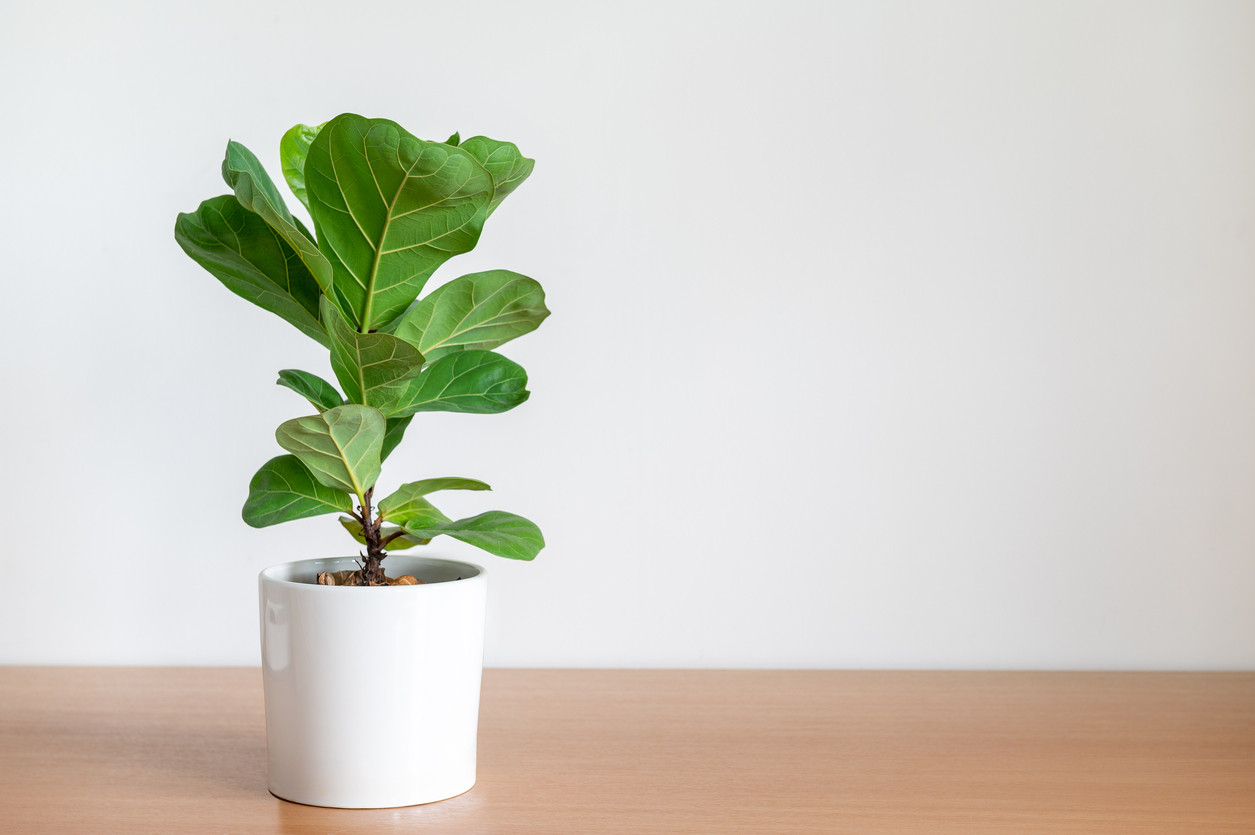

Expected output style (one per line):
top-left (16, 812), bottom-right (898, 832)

top-left (315, 570), bottom-right (424, 586)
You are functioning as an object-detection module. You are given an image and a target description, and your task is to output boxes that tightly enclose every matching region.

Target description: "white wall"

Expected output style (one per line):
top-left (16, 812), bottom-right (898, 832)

top-left (1, 0), bottom-right (1252, 669)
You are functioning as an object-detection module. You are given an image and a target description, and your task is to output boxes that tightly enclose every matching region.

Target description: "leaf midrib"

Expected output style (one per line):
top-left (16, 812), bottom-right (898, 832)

top-left (328, 122), bottom-right (503, 331)
top-left (424, 282), bottom-right (533, 354)
top-left (359, 148), bottom-right (431, 331)
top-left (270, 469), bottom-right (344, 514)
top-left (229, 156), bottom-right (326, 268)
top-left (205, 202), bottom-right (319, 323)
top-left (325, 415), bottom-right (368, 499)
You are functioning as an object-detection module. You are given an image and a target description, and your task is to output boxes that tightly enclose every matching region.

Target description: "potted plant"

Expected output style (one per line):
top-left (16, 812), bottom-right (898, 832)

top-left (174, 113), bottom-right (548, 808)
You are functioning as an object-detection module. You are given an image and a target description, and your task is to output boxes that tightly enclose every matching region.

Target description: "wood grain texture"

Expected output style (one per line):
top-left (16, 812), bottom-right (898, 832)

top-left (0, 668), bottom-right (1252, 834)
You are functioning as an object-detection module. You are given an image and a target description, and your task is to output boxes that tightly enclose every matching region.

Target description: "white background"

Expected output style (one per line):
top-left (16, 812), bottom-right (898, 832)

top-left (1, 0), bottom-right (1252, 669)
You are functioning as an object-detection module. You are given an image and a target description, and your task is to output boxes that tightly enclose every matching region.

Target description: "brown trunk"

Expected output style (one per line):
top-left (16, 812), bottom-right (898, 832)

top-left (357, 487), bottom-right (389, 585)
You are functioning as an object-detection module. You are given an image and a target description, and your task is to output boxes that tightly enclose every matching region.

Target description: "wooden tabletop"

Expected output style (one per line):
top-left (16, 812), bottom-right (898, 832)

top-left (0, 668), bottom-right (1252, 834)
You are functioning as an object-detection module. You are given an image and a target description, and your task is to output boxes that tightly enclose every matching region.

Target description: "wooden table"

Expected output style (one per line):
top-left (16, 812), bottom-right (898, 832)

top-left (0, 668), bottom-right (1252, 833)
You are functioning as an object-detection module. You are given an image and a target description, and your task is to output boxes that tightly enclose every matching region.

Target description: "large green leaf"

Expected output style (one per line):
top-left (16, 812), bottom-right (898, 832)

top-left (175, 195), bottom-right (328, 347)
top-left (378, 478), bottom-right (491, 523)
top-left (391, 350), bottom-right (529, 416)
top-left (459, 136), bottom-right (534, 217)
top-left (304, 113), bottom-right (505, 331)
top-left (402, 511), bottom-right (544, 561)
top-left (338, 516), bottom-right (430, 550)
top-left (275, 405), bottom-right (384, 497)
top-left (381, 415), bottom-right (412, 462)
top-left (279, 122), bottom-right (324, 212)
top-left (242, 455), bottom-right (352, 528)
top-left (276, 369), bottom-right (343, 412)
top-left (221, 140), bottom-right (333, 292)
top-left (393, 270), bottom-right (549, 362)
top-left (322, 297), bottom-right (424, 414)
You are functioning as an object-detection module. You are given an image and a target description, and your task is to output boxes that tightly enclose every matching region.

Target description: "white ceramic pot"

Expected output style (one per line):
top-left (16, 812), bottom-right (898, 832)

top-left (259, 554), bottom-right (487, 808)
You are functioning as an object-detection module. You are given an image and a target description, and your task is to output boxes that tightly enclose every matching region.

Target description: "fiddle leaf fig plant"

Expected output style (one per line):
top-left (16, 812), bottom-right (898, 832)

top-left (176, 113), bottom-right (548, 585)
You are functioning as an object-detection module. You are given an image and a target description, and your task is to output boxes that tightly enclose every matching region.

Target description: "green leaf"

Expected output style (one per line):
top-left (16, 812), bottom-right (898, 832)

top-left (279, 122), bottom-right (324, 212)
top-left (276, 369), bottom-right (343, 412)
top-left (242, 455), bottom-right (352, 528)
top-left (338, 516), bottom-right (430, 550)
top-left (445, 131), bottom-right (460, 146)
top-left (221, 140), bottom-right (333, 292)
top-left (391, 350), bottom-right (530, 416)
top-left (175, 195), bottom-right (328, 347)
top-left (393, 270), bottom-right (549, 362)
top-left (378, 478), bottom-right (491, 523)
top-left (402, 511), bottom-right (544, 561)
top-left (381, 415), bottom-right (412, 462)
top-left (376, 494), bottom-right (450, 528)
top-left (322, 297), bottom-right (424, 414)
top-left (459, 136), bottom-right (534, 217)
top-left (275, 405), bottom-right (384, 497)
top-left (304, 113), bottom-right (499, 331)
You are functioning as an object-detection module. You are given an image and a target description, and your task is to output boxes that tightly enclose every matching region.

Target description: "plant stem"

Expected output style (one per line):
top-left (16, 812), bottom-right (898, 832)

top-left (380, 530), bottom-right (407, 548)
top-left (357, 486), bottom-right (388, 585)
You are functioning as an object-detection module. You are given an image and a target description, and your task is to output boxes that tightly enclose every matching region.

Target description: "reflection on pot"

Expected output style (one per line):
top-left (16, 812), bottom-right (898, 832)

top-left (264, 596), bottom-right (289, 674)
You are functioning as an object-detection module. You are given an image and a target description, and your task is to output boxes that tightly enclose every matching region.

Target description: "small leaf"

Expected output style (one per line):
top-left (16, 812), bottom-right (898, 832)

top-left (403, 511), bottom-right (544, 561)
top-left (322, 297), bottom-right (425, 414)
top-left (243, 455), bottom-right (352, 528)
top-left (391, 350), bottom-right (530, 416)
top-left (275, 405), bottom-right (384, 497)
top-left (279, 122), bottom-right (325, 212)
top-left (305, 113), bottom-right (498, 331)
top-left (459, 136), bottom-right (534, 217)
top-left (387, 537), bottom-right (428, 551)
top-left (222, 140), bottom-right (333, 292)
top-left (383, 495), bottom-right (449, 528)
top-left (393, 270), bottom-right (550, 362)
top-left (445, 131), bottom-right (460, 146)
top-left (381, 415), bottom-right (412, 462)
top-left (368, 493), bottom-right (449, 531)
top-left (175, 195), bottom-right (328, 347)
top-left (338, 516), bottom-right (430, 550)
top-left (378, 479), bottom-right (489, 523)
top-left (277, 369), bottom-right (344, 412)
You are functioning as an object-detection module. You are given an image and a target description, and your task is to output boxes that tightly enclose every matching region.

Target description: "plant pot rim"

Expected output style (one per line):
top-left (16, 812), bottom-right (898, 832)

top-left (259, 555), bottom-right (487, 591)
